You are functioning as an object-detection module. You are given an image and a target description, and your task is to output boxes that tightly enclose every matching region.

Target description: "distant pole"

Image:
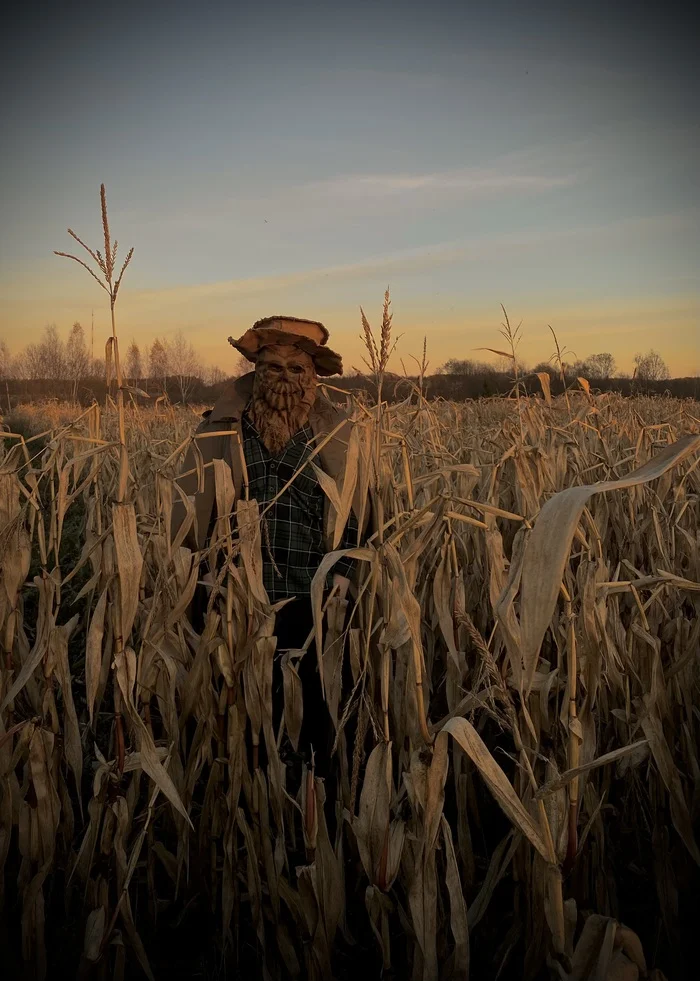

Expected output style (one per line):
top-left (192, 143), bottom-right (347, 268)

top-left (91, 310), bottom-right (94, 361)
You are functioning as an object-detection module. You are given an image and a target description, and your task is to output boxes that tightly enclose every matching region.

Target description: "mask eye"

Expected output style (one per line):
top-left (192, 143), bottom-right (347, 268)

top-left (289, 365), bottom-right (303, 374)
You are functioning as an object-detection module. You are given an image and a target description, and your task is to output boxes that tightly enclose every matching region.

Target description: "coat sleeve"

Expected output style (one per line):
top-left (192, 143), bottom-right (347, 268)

top-left (170, 413), bottom-right (219, 552)
top-left (318, 400), bottom-right (374, 547)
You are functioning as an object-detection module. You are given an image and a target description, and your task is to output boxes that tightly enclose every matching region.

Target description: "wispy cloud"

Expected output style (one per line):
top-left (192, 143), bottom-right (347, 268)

top-left (125, 144), bottom-right (589, 231)
top-left (119, 119), bottom-right (698, 234)
top-left (123, 209), bottom-right (697, 309)
top-left (304, 169), bottom-right (579, 197)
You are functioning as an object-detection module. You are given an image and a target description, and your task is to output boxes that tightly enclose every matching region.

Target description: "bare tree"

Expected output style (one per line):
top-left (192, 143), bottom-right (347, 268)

top-left (438, 358), bottom-right (496, 376)
top-left (23, 344), bottom-right (43, 380)
top-left (633, 349), bottom-right (670, 382)
top-left (66, 322), bottom-right (90, 397)
top-left (48, 323), bottom-right (67, 379)
top-left (576, 352), bottom-right (616, 380)
top-left (231, 354), bottom-right (251, 379)
top-left (0, 339), bottom-right (10, 380)
top-left (90, 357), bottom-right (106, 380)
top-left (10, 352), bottom-right (27, 380)
top-left (23, 324), bottom-right (66, 380)
top-left (148, 338), bottom-right (170, 390)
top-left (533, 361), bottom-right (557, 377)
top-left (0, 339), bottom-right (11, 409)
top-left (168, 331), bottom-right (202, 402)
top-left (124, 340), bottom-right (143, 385)
top-left (206, 365), bottom-right (231, 385)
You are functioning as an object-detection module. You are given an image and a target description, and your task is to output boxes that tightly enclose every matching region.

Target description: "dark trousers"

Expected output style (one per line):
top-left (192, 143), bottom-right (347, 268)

top-left (272, 597), bottom-right (335, 776)
top-left (190, 579), bottom-right (343, 778)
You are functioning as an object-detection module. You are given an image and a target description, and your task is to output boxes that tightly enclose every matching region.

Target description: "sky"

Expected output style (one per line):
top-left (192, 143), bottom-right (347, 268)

top-left (0, 0), bottom-right (698, 376)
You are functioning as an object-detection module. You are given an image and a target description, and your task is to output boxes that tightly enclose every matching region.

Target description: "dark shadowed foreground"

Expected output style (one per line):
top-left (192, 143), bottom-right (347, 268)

top-left (0, 392), bottom-right (698, 980)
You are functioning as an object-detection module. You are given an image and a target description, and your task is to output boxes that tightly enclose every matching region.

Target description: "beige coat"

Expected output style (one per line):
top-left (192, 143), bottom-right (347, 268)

top-left (171, 372), bottom-right (368, 554)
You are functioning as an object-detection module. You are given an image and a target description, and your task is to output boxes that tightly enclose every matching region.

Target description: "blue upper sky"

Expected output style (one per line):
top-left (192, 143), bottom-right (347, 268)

top-left (1, 0), bottom-right (697, 373)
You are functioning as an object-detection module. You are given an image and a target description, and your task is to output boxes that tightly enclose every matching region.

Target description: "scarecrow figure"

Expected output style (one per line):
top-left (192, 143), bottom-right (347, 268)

top-left (172, 316), bottom-right (368, 772)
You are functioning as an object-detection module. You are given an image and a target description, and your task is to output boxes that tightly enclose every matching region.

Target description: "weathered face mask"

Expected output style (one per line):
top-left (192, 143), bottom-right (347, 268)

top-left (249, 345), bottom-right (317, 454)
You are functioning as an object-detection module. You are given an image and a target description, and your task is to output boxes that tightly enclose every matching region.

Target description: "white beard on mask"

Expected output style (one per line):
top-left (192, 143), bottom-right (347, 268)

top-left (247, 345), bottom-right (317, 455)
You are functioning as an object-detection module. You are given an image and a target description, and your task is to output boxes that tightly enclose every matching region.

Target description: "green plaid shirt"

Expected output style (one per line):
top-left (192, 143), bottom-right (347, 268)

top-left (242, 411), bottom-right (358, 602)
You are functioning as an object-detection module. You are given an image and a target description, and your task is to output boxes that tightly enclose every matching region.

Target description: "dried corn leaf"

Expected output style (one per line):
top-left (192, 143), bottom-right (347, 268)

top-left (83, 907), bottom-right (106, 962)
top-left (113, 649), bottom-right (192, 828)
top-left (51, 617), bottom-right (82, 794)
top-left (433, 543), bottom-right (459, 668)
top-left (281, 653), bottom-right (303, 751)
top-left (535, 741), bottom-right (650, 799)
top-left (468, 831), bottom-right (520, 930)
top-left (310, 545), bottom-right (374, 692)
top-left (355, 742), bottom-right (392, 885)
top-left (86, 586), bottom-right (109, 727)
top-left (537, 372), bottom-right (553, 405)
top-left (1, 576), bottom-right (55, 712)
top-left (641, 708), bottom-right (700, 864)
top-left (236, 498), bottom-right (268, 605)
top-left (441, 815), bottom-right (470, 979)
top-left (520, 435), bottom-right (700, 692)
top-left (112, 503), bottom-right (143, 643)
top-left (311, 462), bottom-right (342, 514)
top-left (437, 717), bottom-right (549, 860)
top-left (332, 423), bottom-right (360, 549)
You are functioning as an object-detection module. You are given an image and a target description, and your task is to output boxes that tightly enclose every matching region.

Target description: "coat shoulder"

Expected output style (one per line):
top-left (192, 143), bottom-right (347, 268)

top-left (194, 407), bottom-right (218, 432)
top-left (191, 404), bottom-right (235, 448)
top-left (207, 374), bottom-right (253, 423)
top-left (312, 391), bottom-right (351, 427)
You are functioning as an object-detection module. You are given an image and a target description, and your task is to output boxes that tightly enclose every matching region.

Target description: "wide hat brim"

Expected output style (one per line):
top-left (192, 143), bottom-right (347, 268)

top-left (228, 326), bottom-right (343, 377)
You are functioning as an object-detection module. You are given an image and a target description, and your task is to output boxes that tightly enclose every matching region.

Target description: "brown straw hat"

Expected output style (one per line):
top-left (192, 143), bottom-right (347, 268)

top-left (228, 316), bottom-right (343, 377)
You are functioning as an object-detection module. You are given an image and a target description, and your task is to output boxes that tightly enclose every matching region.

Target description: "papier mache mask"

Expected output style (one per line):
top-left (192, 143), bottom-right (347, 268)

top-left (227, 317), bottom-right (343, 455)
top-left (248, 345), bottom-right (318, 454)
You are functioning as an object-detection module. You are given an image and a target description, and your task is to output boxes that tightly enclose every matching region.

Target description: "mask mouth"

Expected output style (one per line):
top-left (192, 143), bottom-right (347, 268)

top-left (268, 377), bottom-right (300, 393)
top-left (267, 390), bottom-right (298, 410)
top-left (256, 375), bottom-right (307, 410)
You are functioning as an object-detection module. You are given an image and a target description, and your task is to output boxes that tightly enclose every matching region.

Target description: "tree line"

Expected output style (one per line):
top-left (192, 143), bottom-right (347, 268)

top-left (1, 326), bottom-right (697, 406)
top-left (424, 349), bottom-right (698, 400)
top-left (438, 349), bottom-right (673, 383)
top-left (0, 323), bottom-right (248, 403)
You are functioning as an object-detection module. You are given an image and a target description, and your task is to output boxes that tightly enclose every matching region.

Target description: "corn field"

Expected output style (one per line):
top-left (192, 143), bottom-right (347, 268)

top-left (0, 385), bottom-right (698, 981)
